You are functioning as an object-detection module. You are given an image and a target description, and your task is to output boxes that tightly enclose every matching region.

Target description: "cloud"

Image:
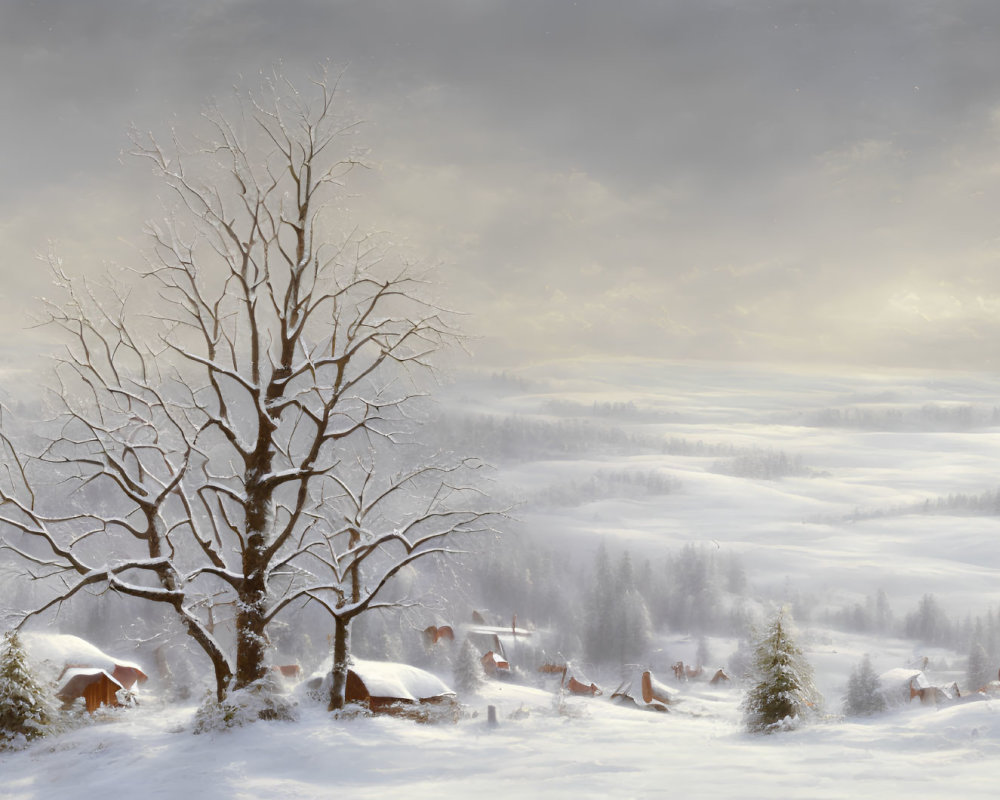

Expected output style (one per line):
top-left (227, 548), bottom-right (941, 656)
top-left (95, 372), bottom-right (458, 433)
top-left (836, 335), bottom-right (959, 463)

top-left (4, 1), bottom-right (1000, 371)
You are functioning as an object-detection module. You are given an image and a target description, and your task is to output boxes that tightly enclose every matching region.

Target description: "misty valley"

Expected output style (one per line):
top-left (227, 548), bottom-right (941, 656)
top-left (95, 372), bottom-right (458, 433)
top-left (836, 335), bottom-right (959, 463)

top-left (5, 357), bottom-right (1000, 798)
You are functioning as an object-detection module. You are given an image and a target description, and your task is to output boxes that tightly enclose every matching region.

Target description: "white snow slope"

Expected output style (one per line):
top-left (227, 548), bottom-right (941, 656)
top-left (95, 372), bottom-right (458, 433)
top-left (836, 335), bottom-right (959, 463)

top-left (2, 681), bottom-right (998, 800)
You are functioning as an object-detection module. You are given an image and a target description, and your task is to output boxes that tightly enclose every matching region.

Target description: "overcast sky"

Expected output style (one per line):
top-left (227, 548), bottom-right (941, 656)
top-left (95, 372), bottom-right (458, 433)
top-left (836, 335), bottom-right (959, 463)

top-left (4, 0), bottom-right (1000, 373)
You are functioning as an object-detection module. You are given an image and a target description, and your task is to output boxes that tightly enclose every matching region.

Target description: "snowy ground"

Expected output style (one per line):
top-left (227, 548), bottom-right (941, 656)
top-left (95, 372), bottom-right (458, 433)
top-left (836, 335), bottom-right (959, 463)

top-left (453, 358), bottom-right (1000, 619)
top-left (3, 677), bottom-right (999, 800)
top-left (5, 358), bottom-right (1000, 798)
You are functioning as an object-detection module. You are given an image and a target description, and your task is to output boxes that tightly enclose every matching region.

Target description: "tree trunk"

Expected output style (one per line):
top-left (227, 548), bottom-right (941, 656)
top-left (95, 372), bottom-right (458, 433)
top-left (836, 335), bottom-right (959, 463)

top-left (234, 475), bottom-right (273, 689)
top-left (328, 616), bottom-right (351, 711)
top-left (183, 614), bottom-right (234, 701)
top-left (235, 552), bottom-right (269, 689)
top-left (149, 510), bottom-right (234, 700)
top-left (329, 533), bottom-right (362, 711)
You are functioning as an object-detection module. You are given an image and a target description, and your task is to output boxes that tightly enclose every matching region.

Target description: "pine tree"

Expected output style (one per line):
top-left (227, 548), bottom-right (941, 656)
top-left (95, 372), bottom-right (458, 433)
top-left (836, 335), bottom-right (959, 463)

top-left (584, 543), bottom-right (615, 663)
top-left (696, 636), bottom-right (712, 668)
top-left (612, 551), bottom-right (652, 664)
top-left (874, 589), bottom-right (893, 634)
top-left (905, 594), bottom-right (951, 645)
top-left (741, 608), bottom-right (820, 734)
top-left (453, 638), bottom-right (484, 696)
top-left (966, 642), bottom-right (992, 692)
top-left (617, 588), bottom-right (653, 664)
top-left (843, 654), bottom-right (887, 717)
top-left (0, 631), bottom-right (51, 748)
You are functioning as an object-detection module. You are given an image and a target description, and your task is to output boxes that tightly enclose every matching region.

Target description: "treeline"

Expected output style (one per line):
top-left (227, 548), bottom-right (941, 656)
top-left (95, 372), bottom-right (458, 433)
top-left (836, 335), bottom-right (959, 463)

top-left (520, 469), bottom-right (677, 509)
top-left (428, 412), bottom-right (809, 480)
top-left (710, 448), bottom-right (811, 481)
top-left (427, 537), bottom-right (753, 670)
top-left (271, 534), bottom-right (1000, 695)
top-left (543, 399), bottom-right (676, 423)
top-left (429, 413), bottom-right (645, 461)
top-left (805, 404), bottom-right (1000, 432)
top-left (843, 487), bottom-right (1000, 522)
top-left (825, 590), bottom-right (1000, 674)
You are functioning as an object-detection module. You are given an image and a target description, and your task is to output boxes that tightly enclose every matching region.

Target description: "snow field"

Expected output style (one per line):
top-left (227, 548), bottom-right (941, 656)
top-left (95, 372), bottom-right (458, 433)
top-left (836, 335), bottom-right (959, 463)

top-left (6, 359), bottom-right (1000, 798)
top-left (2, 674), bottom-right (998, 800)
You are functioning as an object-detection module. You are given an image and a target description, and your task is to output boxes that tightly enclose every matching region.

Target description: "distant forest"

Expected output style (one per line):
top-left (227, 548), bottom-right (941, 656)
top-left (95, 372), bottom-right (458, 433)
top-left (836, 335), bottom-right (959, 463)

top-left (830, 487), bottom-right (1000, 522)
top-left (429, 411), bottom-right (811, 481)
top-left (803, 403), bottom-right (1000, 431)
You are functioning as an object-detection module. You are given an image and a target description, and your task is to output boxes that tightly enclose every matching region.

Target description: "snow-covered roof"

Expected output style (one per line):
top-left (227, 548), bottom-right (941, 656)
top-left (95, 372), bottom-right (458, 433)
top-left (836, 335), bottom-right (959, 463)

top-left (57, 667), bottom-right (122, 689)
top-left (878, 668), bottom-right (930, 690)
top-left (21, 633), bottom-right (145, 683)
top-left (56, 667), bottom-right (123, 701)
top-left (350, 658), bottom-right (454, 701)
top-left (464, 625), bottom-right (534, 638)
top-left (303, 657), bottom-right (455, 702)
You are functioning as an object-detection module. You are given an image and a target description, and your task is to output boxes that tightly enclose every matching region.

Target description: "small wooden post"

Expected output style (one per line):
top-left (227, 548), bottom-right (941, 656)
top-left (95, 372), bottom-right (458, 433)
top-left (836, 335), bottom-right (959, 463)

top-left (487, 704), bottom-right (498, 727)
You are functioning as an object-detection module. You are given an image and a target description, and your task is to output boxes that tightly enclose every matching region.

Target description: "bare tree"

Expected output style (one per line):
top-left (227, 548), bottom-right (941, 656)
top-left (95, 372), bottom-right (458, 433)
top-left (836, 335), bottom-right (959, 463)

top-left (0, 68), bottom-right (492, 700)
top-left (0, 267), bottom-right (235, 699)
top-left (261, 452), bottom-right (496, 710)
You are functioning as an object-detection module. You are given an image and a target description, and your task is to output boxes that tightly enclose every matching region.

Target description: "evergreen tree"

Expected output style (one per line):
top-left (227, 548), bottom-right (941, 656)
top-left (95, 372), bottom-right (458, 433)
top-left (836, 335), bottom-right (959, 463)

top-left (696, 636), bottom-right (712, 668)
top-left (453, 638), bottom-right (484, 696)
top-left (742, 608), bottom-right (820, 734)
top-left (584, 543), bottom-right (615, 663)
top-left (727, 632), bottom-right (755, 682)
top-left (0, 631), bottom-right (51, 748)
top-left (986, 609), bottom-right (998, 663)
top-left (614, 551), bottom-right (652, 664)
top-left (873, 589), bottom-right (893, 634)
top-left (904, 594), bottom-right (952, 645)
top-left (966, 642), bottom-right (993, 692)
top-left (617, 588), bottom-right (653, 664)
top-left (843, 654), bottom-right (886, 717)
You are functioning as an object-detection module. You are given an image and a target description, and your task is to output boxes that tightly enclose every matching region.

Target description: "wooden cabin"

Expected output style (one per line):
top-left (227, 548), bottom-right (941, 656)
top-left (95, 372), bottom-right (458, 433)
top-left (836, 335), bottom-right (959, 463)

top-left (480, 650), bottom-right (510, 677)
top-left (566, 676), bottom-right (601, 696)
top-left (56, 668), bottom-right (123, 712)
top-left (609, 670), bottom-right (671, 712)
top-left (909, 681), bottom-right (960, 706)
top-left (879, 668), bottom-right (960, 708)
top-left (423, 625), bottom-right (455, 645)
top-left (709, 668), bottom-right (731, 685)
top-left (22, 633), bottom-right (147, 691)
top-left (642, 670), bottom-right (677, 708)
top-left (342, 659), bottom-right (457, 719)
top-left (671, 661), bottom-right (704, 681)
top-left (272, 664), bottom-right (302, 680)
top-left (109, 664), bottom-right (147, 689)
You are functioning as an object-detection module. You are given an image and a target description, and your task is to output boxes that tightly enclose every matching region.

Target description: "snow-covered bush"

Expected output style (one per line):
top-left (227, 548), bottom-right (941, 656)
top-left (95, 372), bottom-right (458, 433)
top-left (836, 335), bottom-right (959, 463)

top-left (741, 608), bottom-right (821, 734)
top-left (843, 654), bottom-right (887, 717)
top-left (192, 675), bottom-right (297, 734)
top-left (0, 631), bottom-right (52, 749)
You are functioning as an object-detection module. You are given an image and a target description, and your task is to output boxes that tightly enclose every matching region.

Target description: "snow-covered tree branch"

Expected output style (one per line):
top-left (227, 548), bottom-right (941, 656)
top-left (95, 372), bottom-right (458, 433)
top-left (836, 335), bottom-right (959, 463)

top-left (0, 67), bottom-right (496, 704)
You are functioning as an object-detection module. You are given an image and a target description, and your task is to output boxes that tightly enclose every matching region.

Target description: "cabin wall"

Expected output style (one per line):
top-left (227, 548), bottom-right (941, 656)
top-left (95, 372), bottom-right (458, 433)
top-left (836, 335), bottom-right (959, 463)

top-left (83, 678), bottom-right (121, 712)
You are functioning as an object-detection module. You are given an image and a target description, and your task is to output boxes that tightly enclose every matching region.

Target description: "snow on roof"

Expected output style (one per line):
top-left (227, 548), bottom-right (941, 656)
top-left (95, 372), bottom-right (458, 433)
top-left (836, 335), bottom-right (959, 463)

top-left (464, 625), bottom-right (534, 637)
top-left (57, 667), bottom-right (123, 690)
top-left (21, 633), bottom-right (144, 682)
top-left (878, 668), bottom-right (930, 689)
top-left (350, 658), bottom-right (454, 701)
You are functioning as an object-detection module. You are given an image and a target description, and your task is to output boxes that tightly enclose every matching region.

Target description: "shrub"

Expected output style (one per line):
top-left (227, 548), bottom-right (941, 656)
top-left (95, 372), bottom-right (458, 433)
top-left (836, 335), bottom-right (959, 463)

top-left (0, 631), bottom-right (52, 749)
